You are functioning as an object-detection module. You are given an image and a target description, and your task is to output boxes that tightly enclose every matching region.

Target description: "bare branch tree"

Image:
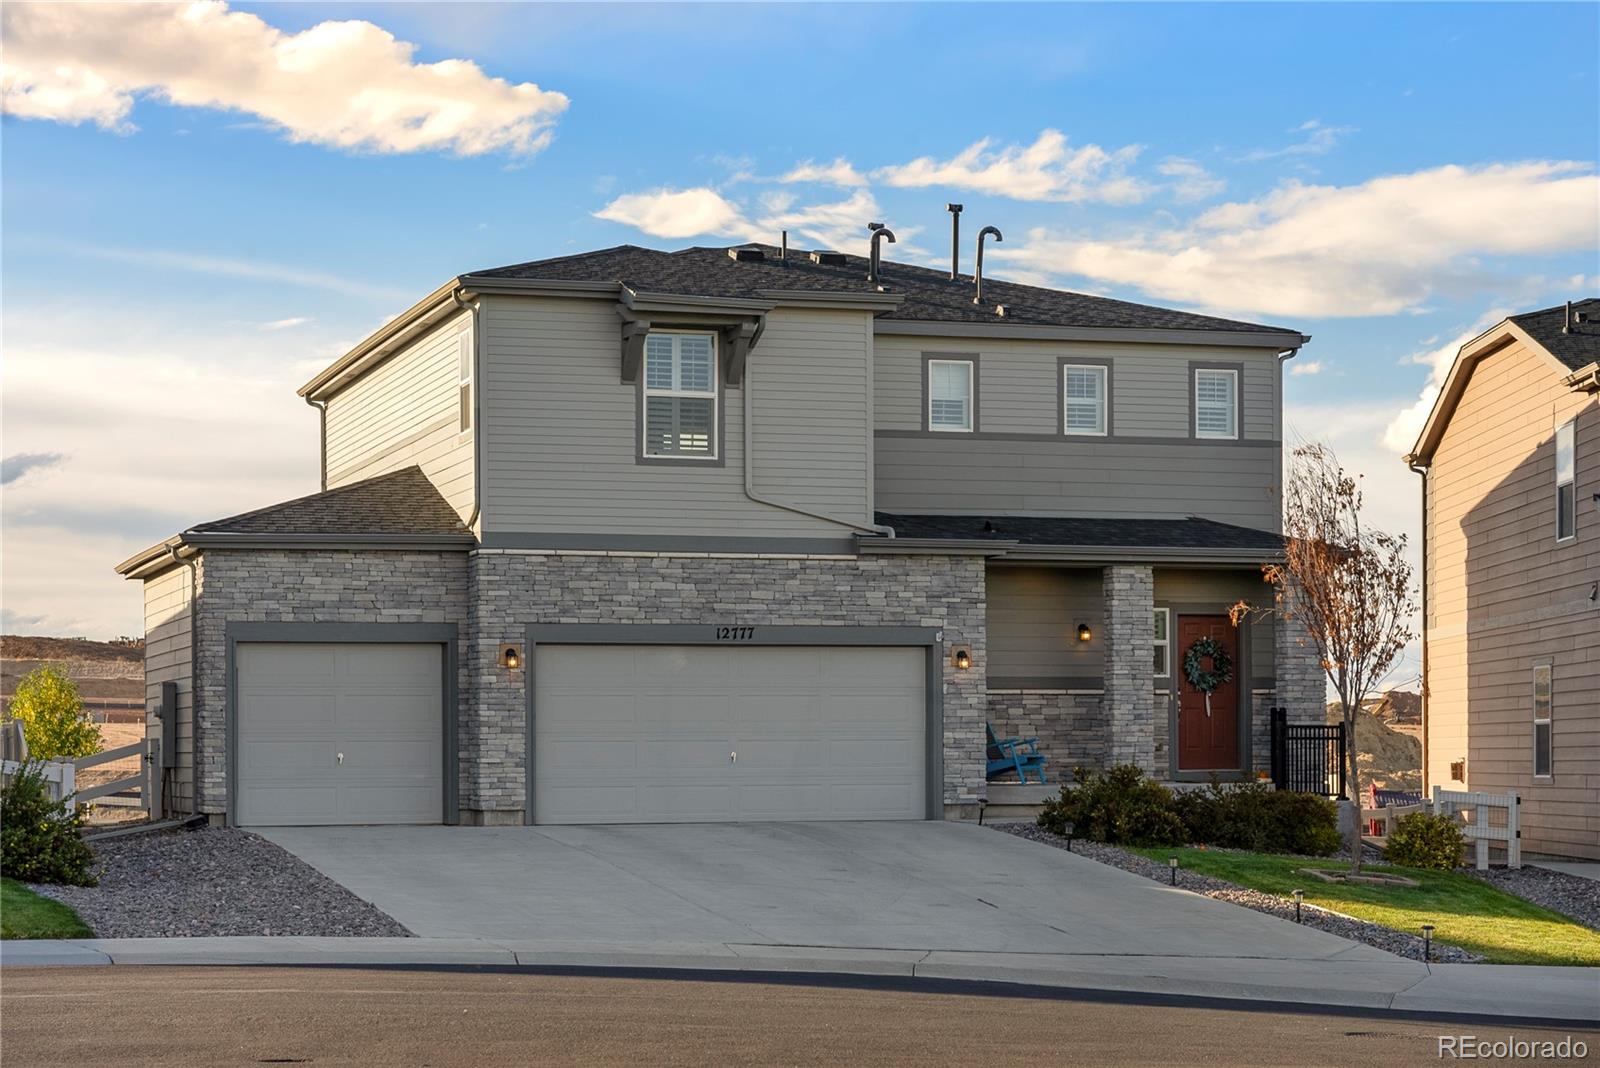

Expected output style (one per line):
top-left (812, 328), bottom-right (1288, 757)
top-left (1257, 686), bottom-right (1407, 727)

top-left (1234, 443), bottom-right (1416, 872)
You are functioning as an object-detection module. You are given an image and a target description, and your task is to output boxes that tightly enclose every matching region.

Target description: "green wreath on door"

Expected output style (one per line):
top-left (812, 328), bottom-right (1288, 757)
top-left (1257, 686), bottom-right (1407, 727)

top-left (1182, 637), bottom-right (1234, 717)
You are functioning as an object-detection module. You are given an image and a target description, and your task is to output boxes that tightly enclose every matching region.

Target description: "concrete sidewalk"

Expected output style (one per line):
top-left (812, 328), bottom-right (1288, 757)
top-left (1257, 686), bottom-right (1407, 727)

top-left (4, 935), bottom-right (1596, 1024)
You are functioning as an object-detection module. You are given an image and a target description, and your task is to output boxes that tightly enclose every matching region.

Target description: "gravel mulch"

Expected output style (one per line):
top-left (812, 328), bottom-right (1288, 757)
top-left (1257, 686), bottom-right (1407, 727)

top-left (27, 826), bottom-right (410, 938)
top-left (1467, 866), bottom-right (1600, 932)
top-left (998, 823), bottom-right (1482, 964)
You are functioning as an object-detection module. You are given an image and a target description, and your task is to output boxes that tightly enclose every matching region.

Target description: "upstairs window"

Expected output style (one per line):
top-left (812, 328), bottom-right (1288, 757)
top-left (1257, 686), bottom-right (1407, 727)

top-left (1556, 420), bottom-right (1575, 541)
top-left (1062, 364), bottom-right (1108, 436)
top-left (1533, 663), bottom-right (1553, 778)
top-left (643, 332), bottom-right (717, 459)
top-left (457, 332), bottom-right (473, 433)
top-left (928, 359), bottom-right (974, 432)
top-left (1194, 368), bottom-right (1238, 439)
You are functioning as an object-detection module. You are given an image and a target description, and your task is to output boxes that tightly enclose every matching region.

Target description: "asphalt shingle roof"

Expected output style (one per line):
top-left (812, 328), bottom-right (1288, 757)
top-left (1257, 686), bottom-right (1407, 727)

top-left (188, 466), bottom-right (468, 537)
top-left (876, 512), bottom-right (1284, 552)
top-left (470, 244), bottom-right (1301, 335)
top-left (1510, 298), bottom-right (1600, 373)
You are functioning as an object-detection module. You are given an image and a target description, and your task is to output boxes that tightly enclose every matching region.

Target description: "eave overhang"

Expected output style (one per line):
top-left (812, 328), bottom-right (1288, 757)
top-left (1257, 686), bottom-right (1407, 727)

top-left (855, 536), bottom-right (1281, 565)
top-left (872, 319), bottom-right (1310, 350)
top-left (115, 531), bottom-right (477, 580)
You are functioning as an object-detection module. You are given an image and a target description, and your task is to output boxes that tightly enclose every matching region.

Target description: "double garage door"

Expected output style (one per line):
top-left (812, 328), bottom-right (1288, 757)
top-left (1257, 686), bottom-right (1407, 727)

top-left (233, 640), bottom-right (927, 826)
top-left (534, 645), bottom-right (928, 824)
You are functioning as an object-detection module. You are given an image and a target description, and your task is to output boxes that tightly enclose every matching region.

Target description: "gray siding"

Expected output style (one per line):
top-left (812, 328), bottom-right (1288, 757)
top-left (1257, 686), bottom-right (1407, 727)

top-left (144, 565), bottom-right (194, 813)
top-left (324, 310), bottom-right (474, 520)
top-left (875, 435), bottom-right (1281, 528)
top-left (480, 296), bottom-right (874, 538)
top-left (987, 567), bottom-right (1103, 685)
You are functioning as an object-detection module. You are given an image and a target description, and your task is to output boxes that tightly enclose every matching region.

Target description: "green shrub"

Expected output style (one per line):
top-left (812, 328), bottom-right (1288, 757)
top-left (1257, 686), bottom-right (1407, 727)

top-left (8, 666), bottom-right (100, 761)
top-left (0, 762), bottom-right (97, 886)
top-left (1038, 765), bottom-right (1187, 846)
top-left (1170, 779), bottom-right (1341, 856)
top-left (1385, 811), bottom-right (1464, 870)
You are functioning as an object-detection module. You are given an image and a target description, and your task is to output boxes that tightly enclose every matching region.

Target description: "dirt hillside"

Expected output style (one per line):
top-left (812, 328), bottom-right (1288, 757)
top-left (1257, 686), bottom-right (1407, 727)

top-left (1328, 695), bottom-right (1422, 793)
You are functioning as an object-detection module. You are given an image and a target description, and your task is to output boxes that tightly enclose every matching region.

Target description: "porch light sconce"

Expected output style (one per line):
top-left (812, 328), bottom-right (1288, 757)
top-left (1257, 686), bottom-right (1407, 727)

top-left (500, 644), bottom-right (523, 671)
top-left (1076, 624), bottom-right (1092, 642)
top-left (951, 646), bottom-right (972, 671)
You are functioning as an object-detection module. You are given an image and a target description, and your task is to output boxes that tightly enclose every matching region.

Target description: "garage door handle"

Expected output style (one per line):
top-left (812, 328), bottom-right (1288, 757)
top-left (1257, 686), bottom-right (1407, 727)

top-left (337, 752), bottom-right (344, 765)
top-left (730, 750), bottom-right (736, 763)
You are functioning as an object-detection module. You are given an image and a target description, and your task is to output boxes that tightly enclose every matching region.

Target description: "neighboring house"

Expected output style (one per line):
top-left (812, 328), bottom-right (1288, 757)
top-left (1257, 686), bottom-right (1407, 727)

top-left (116, 240), bottom-right (1323, 828)
top-left (1406, 299), bottom-right (1600, 861)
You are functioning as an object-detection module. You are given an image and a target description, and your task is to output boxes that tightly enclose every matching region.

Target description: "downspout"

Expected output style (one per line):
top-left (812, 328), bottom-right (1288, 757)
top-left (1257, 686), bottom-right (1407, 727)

top-left (1408, 459), bottom-right (1430, 792)
top-left (303, 397), bottom-right (328, 491)
top-left (453, 289), bottom-right (484, 534)
top-left (167, 543), bottom-right (199, 821)
top-left (742, 362), bottom-right (894, 539)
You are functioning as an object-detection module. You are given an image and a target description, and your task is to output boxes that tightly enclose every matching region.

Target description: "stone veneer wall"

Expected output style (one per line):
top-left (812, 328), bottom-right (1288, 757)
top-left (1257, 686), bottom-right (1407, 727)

top-left (986, 691), bottom-right (1105, 780)
top-left (1103, 565), bottom-right (1156, 773)
top-left (468, 549), bottom-right (988, 821)
top-left (191, 549), bottom-right (470, 817)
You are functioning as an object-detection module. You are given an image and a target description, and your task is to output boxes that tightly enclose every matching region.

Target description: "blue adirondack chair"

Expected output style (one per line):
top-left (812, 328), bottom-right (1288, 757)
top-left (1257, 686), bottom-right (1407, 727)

top-left (986, 723), bottom-right (1047, 784)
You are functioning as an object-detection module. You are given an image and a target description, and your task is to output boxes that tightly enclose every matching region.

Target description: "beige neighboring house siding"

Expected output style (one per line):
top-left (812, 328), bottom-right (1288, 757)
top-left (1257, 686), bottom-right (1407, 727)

top-left (1426, 336), bottom-right (1599, 859)
top-left (323, 309), bottom-right (474, 520)
top-left (143, 563), bottom-right (195, 814)
top-left (479, 295), bottom-right (873, 539)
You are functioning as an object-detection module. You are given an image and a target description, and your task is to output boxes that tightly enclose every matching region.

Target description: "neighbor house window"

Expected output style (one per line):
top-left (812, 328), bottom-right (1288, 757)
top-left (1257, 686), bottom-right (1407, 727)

top-left (1153, 608), bottom-right (1171, 676)
top-left (643, 332), bottom-right (717, 458)
top-left (1533, 664), bottom-right (1553, 778)
top-left (1556, 420), bottom-right (1575, 541)
top-left (1063, 364), bottom-right (1108, 436)
top-left (928, 359), bottom-right (974, 432)
top-left (1194, 368), bottom-right (1238, 439)
top-left (457, 332), bottom-right (473, 433)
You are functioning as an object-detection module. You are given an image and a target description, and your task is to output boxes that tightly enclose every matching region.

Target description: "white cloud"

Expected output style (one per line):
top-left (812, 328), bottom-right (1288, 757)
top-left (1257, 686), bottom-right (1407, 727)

top-left (259, 316), bottom-right (311, 331)
top-left (1379, 309), bottom-right (1512, 454)
top-left (593, 187), bottom-right (746, 240)
top-left (1157, 156), bottom-right (1226, 203)
top-left (1289, 360), bottom-right (1323, 376)
top-left (1240, 119), bottom-right (1355, 162)
top-left (0, 1), bottom-right (568, 156)
top-left (874, 129), bottom-right (1150, 204)
top-left (994, 161), bottom-right (1600, 317)
top-left (593, 186), bottom-right (896, 253)
top-left (779, 158), bottom-right (867, 188)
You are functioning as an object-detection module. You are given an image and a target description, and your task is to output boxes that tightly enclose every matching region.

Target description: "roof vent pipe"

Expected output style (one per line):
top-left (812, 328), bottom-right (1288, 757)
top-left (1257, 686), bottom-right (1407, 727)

top-left (867, 225), bottom-right (896, 283)
top-left (973, 226), bottom-right (1003, 305)
top-left (946, 204), bottom-right (963, 280)
top-left (1564, 300), bottom-right (1573, 334)
top-left (780, 230), bottom-right (788, 262)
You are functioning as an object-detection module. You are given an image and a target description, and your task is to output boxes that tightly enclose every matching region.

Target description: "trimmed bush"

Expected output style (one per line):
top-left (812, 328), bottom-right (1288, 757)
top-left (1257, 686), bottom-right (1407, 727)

top-left (1038, 765), bottom-right (1188, 846)
top-left (1172, 779), bottom-right (1340, 856)
top-left (1385, 811), bottom-right (1464, 870)
top-left (0, 762), bottom-right (97, 886)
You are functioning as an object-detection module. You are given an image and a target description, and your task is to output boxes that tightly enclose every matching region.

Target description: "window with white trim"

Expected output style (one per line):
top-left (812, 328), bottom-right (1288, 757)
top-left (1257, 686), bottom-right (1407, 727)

top-left (1194, 368), bottom-right (1238, 439)
top-left (1533, 663), bottom-right (1553, 777)
top-left (1556, 420), bottom-right (1575, 541)
top-left (1063, 364), bottom-right (1108, 436)
top-left (457, 332), bottom-right (473, 433)
top-left (1153, 608), bottom-right (1171, 676)
top-left (928, 359), bottom-right (974, 432)
top-left (643, 332), bottom-right (717, 458)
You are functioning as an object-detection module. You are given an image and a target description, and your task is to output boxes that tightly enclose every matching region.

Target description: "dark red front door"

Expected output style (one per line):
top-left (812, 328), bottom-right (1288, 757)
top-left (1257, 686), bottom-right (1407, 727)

top-left (1176, 615), bottom-right (1241, 771)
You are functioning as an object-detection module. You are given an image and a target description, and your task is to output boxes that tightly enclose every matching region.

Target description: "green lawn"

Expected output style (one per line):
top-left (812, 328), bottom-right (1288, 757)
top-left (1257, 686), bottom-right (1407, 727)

top-left (1127, 847), bottom-right (1600, 967)
top-left (1, 878), bottom-right (93, 940)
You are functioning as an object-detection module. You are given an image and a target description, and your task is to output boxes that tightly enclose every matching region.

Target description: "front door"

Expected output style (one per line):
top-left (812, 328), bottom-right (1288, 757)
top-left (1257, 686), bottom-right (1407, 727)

top-left (1176, 616), bottom-right (1241, 772)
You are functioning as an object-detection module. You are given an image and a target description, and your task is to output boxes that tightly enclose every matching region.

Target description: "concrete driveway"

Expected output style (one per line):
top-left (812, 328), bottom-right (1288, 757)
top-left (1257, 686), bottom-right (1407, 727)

top-left (259, 821), bottom-right (1389, 962)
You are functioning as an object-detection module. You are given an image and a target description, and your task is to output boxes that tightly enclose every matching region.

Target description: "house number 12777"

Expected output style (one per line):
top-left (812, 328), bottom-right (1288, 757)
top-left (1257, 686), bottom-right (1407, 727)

top-left (715, 626), bottom-right (755, 641)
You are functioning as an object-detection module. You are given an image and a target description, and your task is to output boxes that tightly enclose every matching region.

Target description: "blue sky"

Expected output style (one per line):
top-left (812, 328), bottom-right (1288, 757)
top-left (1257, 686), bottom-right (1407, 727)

top-left (2, 1), bottom-right (1597, 646)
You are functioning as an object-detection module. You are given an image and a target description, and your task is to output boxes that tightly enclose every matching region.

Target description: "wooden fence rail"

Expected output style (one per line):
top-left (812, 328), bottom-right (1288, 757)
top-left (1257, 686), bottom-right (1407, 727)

top-left (1361, 787), bottom-right (1521, 869)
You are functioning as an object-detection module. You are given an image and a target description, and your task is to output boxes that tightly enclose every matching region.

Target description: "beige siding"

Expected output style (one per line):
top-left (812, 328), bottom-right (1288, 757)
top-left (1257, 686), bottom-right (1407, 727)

top-left (480, 296), bottom-right (874, 538)
top-left (324, 310), bottom-right (474, 519)
top-left (1425, 337), bottom-right (1599, 859)
top-left (144, 564), bottom-right (194, 814)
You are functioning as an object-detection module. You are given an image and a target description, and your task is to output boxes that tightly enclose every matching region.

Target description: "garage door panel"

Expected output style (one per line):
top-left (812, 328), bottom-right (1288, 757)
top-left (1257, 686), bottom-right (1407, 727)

top-left (535, 644), bottom-right (926, 824)
top-left (236, 642), bottom-right (444, 827)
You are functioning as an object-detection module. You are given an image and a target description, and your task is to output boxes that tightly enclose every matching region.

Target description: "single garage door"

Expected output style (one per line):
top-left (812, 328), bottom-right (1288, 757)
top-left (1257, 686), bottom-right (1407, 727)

top-left (534, 645), bottom-right (927, 824)
top-left (236, 643), bottom-right (444, 826)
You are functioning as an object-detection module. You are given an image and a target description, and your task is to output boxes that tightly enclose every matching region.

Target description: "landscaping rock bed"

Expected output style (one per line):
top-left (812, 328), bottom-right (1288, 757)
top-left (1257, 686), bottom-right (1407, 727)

top-left (1469, 866), bottom-right (1600, 932)
top-left (28, 826), bottom-right (410, 938)
top-left (998, 823), bottom-right (1482, 964)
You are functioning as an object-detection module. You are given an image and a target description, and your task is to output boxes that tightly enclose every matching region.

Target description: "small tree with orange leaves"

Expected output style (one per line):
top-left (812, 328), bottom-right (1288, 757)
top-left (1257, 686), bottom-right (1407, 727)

top-left (1234, 443), bottom-right (1416, 872)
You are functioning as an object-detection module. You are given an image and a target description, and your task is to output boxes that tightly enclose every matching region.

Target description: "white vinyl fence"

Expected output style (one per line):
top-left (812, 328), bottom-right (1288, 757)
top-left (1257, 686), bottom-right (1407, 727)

top-left (1362, 787), bottom-right (1521, 869)
top-left (1, 735), bottom-right (160, 817)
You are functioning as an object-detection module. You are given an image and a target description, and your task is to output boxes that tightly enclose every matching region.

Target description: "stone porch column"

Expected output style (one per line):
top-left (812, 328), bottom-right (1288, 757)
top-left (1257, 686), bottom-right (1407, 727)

top-left (1274, 580), bottom-right (1325, 726)
top-left (1103, 565), bottom-right (1156, 774)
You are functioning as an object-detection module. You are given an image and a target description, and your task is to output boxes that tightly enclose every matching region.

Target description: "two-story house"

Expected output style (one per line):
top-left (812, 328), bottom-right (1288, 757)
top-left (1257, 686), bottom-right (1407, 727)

top-left (1406, 299), bottom-right (1599, 860)
top-left (116, 241), bottom-right (1323, 828)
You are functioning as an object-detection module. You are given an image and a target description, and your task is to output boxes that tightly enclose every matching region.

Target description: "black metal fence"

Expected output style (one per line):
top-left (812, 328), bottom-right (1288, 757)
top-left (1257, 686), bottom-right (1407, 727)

top-left (1269, 707), bottom-right (1346, 798)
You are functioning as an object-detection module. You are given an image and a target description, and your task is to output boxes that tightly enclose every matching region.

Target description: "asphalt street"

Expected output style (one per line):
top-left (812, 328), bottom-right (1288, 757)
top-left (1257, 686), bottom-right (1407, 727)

top-left (4, 966), bottom-right (1594, 1066)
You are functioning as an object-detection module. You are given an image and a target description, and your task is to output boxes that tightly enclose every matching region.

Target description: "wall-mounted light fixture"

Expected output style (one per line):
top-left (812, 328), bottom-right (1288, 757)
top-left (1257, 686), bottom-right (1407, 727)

top-left (951, 646), bottom-right (972, 671)
top-left (500, 644), bottom-right (523, 670)
top-left (1076, 624), bottom-right (1092, 642)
